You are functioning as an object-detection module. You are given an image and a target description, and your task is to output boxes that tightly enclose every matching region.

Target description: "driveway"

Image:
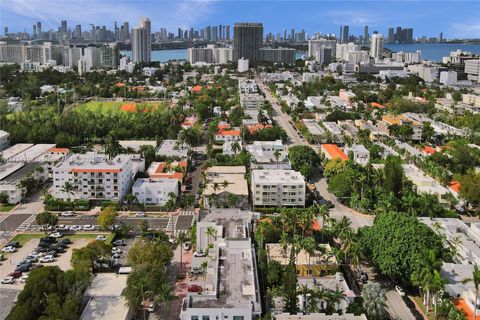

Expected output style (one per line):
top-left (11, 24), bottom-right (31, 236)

top-left (0, 288), bottom-right (20, 320)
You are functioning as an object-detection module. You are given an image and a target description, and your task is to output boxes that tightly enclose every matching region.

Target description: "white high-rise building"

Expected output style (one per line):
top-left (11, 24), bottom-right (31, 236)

top-left (251, 170), bottom-right (306, 207)
top-left (308, 38), bottom-right (337, 61)
top-left (131, 17), bottom-right (151, 64)
top-left (83, 47), bottom-right (101, 70)
top-left (348, 51), bottom-right (370, 64)
top-left (336, 42), bottom-right (360, 61)
top-left (238, 57), bottom-right (249, 72)
top-left (370, 34), bottom-right (384, 60)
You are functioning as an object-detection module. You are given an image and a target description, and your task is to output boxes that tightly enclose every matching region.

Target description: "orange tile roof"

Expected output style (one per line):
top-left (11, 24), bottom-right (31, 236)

top-left (321, 144), bottom-right (348, 161)
top-left (454, 299), bottom-right (477, 320)
top-left (382, 115), bottom-right (401, 125)
top-left (218, 130), bottom-right (241, 136)
top-left (150, 161), bottom-right (186, 181)
top-left (115, 82), bottom-right (126, 87)
top-left (48, 147), bottom-right (69, 153)
top-left (217, 122), bottom-right (230, 130)
top-left (247, 124), bottom-right (273, 134)
top-left (311, 221), bottom-right (321, 232)
top-left (422, 146), bottom-right (436, 155)
top-left (449, 180), bottom-right (461, 194)
top-left (70, 168), bottom-right (122, 173)
top-left (182, 116), bottom-right (197, 127)
top-left (191, 85), bottom-right (203, 93)
top-left (371, 102), bottom-right (386, 109)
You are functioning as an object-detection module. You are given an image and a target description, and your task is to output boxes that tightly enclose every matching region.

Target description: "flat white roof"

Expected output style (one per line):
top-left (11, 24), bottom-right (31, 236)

top-left (8, 144), bottom-right (55, 162)
top-left (1, 144), bottom-right (34, 160)
top-left (252, 169), bottom-right (305, 184)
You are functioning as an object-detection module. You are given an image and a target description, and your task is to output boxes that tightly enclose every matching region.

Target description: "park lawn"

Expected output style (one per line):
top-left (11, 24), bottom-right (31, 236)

top-left (0, 204), bottom-right (15, 212)
top-left (10, 232), bottom-right (114, 246)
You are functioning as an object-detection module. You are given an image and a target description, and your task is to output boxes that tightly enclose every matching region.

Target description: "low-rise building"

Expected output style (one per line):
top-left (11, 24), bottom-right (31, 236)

top-left (156, 139), bottom-right (189, 159)
top-left (275, 314), bottom-right (367, 320)
top-left (251, 170), bottom-right (305, 207)
top-left (203, 166), bottom-right (249, 209)
top-left (215, 128), bottom-right (241, 143)
top-left (320, 144), bottom-right (348, 161)
top-left (304, 96), bottom-right (329, 110)
top-left (266, 243), bottom-right (338, 277)
top-left (302, 119), bottom-right (326, 142)
top-left (380, 114), bottom-right (422, 141)
top-left (147, 161), bottom-right (187, 181)
top-left (132, 178), bottom-right (179, 205)
top-left (53, 152), bottom-right (141, 201)
top-left (322, 122), bottom-right (343, 142)
top-left (0, 162), bottom-right (46, 204)
top-left (118, 140), bottom-right (157, 153)
top-left (403, 164), bottom-right (452, 207)
top-left (345, 144), bottom-right (370, 166)
top-left (0, 130), bottom-right (9, 151)
top-left (240, 93), bottom-right (265, 110)
top-left (247, 140), bottom-right (291, 170)
top-left (180, 209), bottom-right (262, 320)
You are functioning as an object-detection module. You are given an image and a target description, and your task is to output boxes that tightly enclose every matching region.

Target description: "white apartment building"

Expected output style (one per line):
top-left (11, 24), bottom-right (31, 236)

top-left (336, 42), bottom-right (360, 61)
top-left (246, 140), bottom-right (291, 170)
top-left (156, 139), bottom-right (189, 159)
top-left (403, 164), bottom-right (451, 207)
top-left (308, 38), bottom-right (337, 60)
top-left (463, 93), bottom-right (480, 107)
top-left (238, 58), bottom-right (249, 72)
top-left (132, 178), bottom-right (179, 205)
top-left (345, 144), bottom-right (370, 166)
top-left (251, 170), bottom-right (305, 207)
top-left (238, 79), bottom-right (258, 94)
top-left (53, 152), bottom-right (141, 201)
top-left (0, 130), bottom-right (9, 151)
top-left (0, 163), bottom-right (47, 204)
top-left (465, 59), bottom-right (480, 82)
top-left (440, 71), bottom-right (458, 86)
top-left (392, 51), bottom-right (421, 64)
top-left (369, 34), bottom-right (384, 60)
top-left (240, 93), bottom-right (265, 110)
top-left (180, 209), bottom-right (262, 320)
top-left (348, 51), bottom-right (370, 64)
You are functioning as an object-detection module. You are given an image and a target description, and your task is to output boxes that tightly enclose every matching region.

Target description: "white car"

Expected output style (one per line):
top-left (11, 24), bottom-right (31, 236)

top-left (1, 246), bottom-right (16, 253)
top-left (395, 285), bottom-right (405, 297)
top-left (183, 242), bottom-right (191, 251)
top-left (39, 255), bottom-right (54, 263)
top-left (55, 225), bottom-right (66, 231)
top-left (96, 235), bottom-right (107, 241)
top-left (112, 248), bottom-right (123, 254)
top-left (19, 274), bottom-right (29, 283)
top-left (135, 212), bottom-right (146, 217)
top-left (50, 232), bottom-right (62, 238)
top-left (61, 211), bottom-right (75, 217)
top-left (1, 276), bottom-right (15, 284)
top-left (190, 266), bottom-right (202, 274)
top-left (193, 250), bottom-right (205, 257)
top-left (82, 225), bottom-right (95, 231)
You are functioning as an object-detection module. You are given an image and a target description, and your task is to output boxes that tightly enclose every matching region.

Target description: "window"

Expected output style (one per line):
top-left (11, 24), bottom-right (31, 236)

top-left (233, 317), bottom-right (244, 320)
top-left (202, 317), bottom-right (210, 320)
top-left (191, 317), bottom-right (199, 320)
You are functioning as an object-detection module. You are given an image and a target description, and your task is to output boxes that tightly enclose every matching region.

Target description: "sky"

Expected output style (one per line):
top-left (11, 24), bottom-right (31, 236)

top-left (1, 0), bottom-right (480, 39)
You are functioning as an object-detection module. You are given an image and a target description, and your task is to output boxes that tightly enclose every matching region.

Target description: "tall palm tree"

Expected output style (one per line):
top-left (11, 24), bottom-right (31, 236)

top-left (316, 204), bottom-right (330, 242)
top-left (462, 264), bottom-right (480, 318)
top-left (273, 149), bottom-right (281, 169)
top-left (298, 284), bottom-right (311, 314)
top-left (362, 282), bottom-right (388, 320)
top-left (61, 181), bottom-right (75, 207)
top-left (329, 287), bottom-right (347, 312)
top-left (231, 141), bottom-right (241, 154)
top-left (302, 237), bottom-right (316, 278)
top-left (333, 216), bottom-right (353, 244)
top-left (154, 283), bottom-right (172, 320)
top-left (176, 231), bottom-right (188, 275)
top-left (201, 260), bottom-right (208, 289)
top-left (206, 226), bottom-right (215, 250)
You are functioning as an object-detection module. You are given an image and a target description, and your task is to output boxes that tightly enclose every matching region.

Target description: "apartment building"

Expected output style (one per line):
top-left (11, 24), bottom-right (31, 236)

top-left (251, 170), bottom-right (305, 207)
top-left (380, 114), bottom-right (423, 141)
top-left (53, 152), bottom-right (141, 201)
top-left (238, 79), bottom-right (258, 94)
top-left (132, 178), bottom-right (179, 205)
top-left (180, 209), bottom-right (262, 320)
top-left (203, 166), bottom-right (249, 209)
top-left (246, 140), bottom-right (291, 170)
top-left (403, 164), bottom-right (451, 207)
top-left (345, 144), bottom-right (370, 166)
top-left (240, 93), bottom-right (265, 110)
top-left (156, 139), bottom-right (189, 159)
top-left (0, 162), bottom-right (47, 204)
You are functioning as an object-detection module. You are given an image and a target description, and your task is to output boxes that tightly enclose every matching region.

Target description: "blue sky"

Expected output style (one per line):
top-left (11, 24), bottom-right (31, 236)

top-left (1, 0), bottom-right (479, 39)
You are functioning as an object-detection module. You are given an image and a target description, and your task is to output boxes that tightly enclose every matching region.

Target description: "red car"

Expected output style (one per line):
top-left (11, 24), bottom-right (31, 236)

top-left (188, 284), bottom-right (203, 293)
top-left (8, 271), bottom-right (22, 278)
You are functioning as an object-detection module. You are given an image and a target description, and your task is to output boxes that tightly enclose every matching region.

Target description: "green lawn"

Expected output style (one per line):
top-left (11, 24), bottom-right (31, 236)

top-left (412, 296), bottom-right (433, 320)
top-left (10, 232), bottom-right (114, 246)
top-left (75, 100), bottom-right (165, 114)
top-left (0, 204), bottom-right (15, 212)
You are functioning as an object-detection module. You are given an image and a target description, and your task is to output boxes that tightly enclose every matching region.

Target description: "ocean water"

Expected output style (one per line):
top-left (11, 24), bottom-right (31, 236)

top-left (121, 43), bottom-right (480, 63)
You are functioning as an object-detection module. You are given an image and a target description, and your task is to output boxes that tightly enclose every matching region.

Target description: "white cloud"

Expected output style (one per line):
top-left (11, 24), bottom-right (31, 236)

top-left (449, 21), bottom-right (480, 38)
top-left (322, 10), bottom-right (379, 27)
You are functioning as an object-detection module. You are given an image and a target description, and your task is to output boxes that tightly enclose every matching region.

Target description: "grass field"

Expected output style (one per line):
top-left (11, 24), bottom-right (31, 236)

top-left (10, 232), bottom-right (115, 246)
top-left (76, 101), bottom-right (165, 114)
top-left (0, 204), bottom-right (15, 212)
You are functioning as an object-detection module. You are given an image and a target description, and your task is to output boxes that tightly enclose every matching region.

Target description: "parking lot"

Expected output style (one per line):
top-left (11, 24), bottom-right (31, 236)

top-left (0, 288), bottom-right (20, 320)
top-left (0, 235), bottom-right (97, 289)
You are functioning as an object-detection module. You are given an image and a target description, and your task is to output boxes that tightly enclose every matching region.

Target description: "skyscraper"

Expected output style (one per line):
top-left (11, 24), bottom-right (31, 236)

top-left (387, 28), bottom-right (395, 43)
top-left (439, 32), bottom-right (443, 43)
top-left (339, 26), bottom-right (343, 43)
top-left (233, 22), bottom-right (263, 62)
top-left (131, 17), bottom-right (151, 64)
top-left (33, 25), bottom-right (37, 37)
top-left (36, 22), bottom-right (42, 36)
top-left (226, 25), bottom-right (230, 40)
top-left (342, 25), bottom-right (349, 43)
top-left (60, 20), bottom-right (67, 33)
top-left (370, 33), bottom-right (384, 59)
top-left (363, 26), bottom-right (369, 44)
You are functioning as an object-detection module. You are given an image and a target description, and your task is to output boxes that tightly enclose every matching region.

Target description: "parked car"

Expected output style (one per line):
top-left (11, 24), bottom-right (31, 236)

top-left (55, 225), bottom-right (67, 231)
top-left (47, 250), bottom-right (58, 257)
top-left (317, 199), bottom-right (334, 209)
top-left (8, 271), bottom-right (22, 278)
top-left (187, 284), bottom-right (203, 293)
top-left (61, 211), bottom-right (75, 217)
top-left (135, 212), bottom-right (145, 217)
top-left (193, 250), bottom-right (205, 257)
top-left (190, 267), bottom-right (202, 274)
top-left (112, 248), bottom-right (123, 254)
top-left (59, 238), bottom-right (72, 245)
top-left (113, 239), bottom-right (126, 246)
top-left (112, 253), bottom-right (121, 259)
top-left (1, 246), bottom-right (17, 253)
top-left (396, 285), bottom-right (405, 297)
top-left (40, 236), bottom-right (56, 243)
top-left (69, 225), bottom-right (82, 231)
top-left (183, 242), bottom-right (191, 251)
top-left (6, 241), bottom-right (20, 248)
top-left (50, 232), bottom-right (62, 238)
top-left (1, 276), bottom-right (15, 284)
top-left (19, 274), bottom-right (29, 283)
top-left (15, 264), bottom-right (31, 272)
top-left (82, 225), bottom-right (95, 231)
top-left (96, 235), bottom-right (107, 241)
top-left (50, 245), bottom-right (65, 253)
top-left (39, 255), bottom-right (55, 263)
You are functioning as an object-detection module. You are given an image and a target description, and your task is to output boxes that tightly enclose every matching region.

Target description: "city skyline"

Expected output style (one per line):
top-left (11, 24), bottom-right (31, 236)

top-left (1, 0), bottom-right (480, 39)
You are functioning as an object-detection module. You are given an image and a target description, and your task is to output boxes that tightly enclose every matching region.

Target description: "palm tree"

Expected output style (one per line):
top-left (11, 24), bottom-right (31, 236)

top-left (302, 237), bottom-right (316, 278)
top-left (222, 180), bottom-right (229, 189)
top-left (61, 181), bottom-right (75, 207)
top-left (298, 284), bottom-right (311, 314)
top-left (231, 141), bottom-right (241, 154)
top-left (362, 282), bottom-right (388, 320)
top-left (462, 264), bottom-right (480, 318)
top-left (316, 204), bottom-right (330, 242)
top-left (273, 149), bottom-right (281, 169)
top-left (329, 287), bottom-right (346, 312)
top-left (333, 216), bottom-right (352, 244)
top-left (206, 226), bottom-right (215, 250)
top-left (200, 260), bottom-right (208, 289)
top-left (154, 282), bottom-right (172, 320)
top-left (176, 231), bottom-right (188, 275)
